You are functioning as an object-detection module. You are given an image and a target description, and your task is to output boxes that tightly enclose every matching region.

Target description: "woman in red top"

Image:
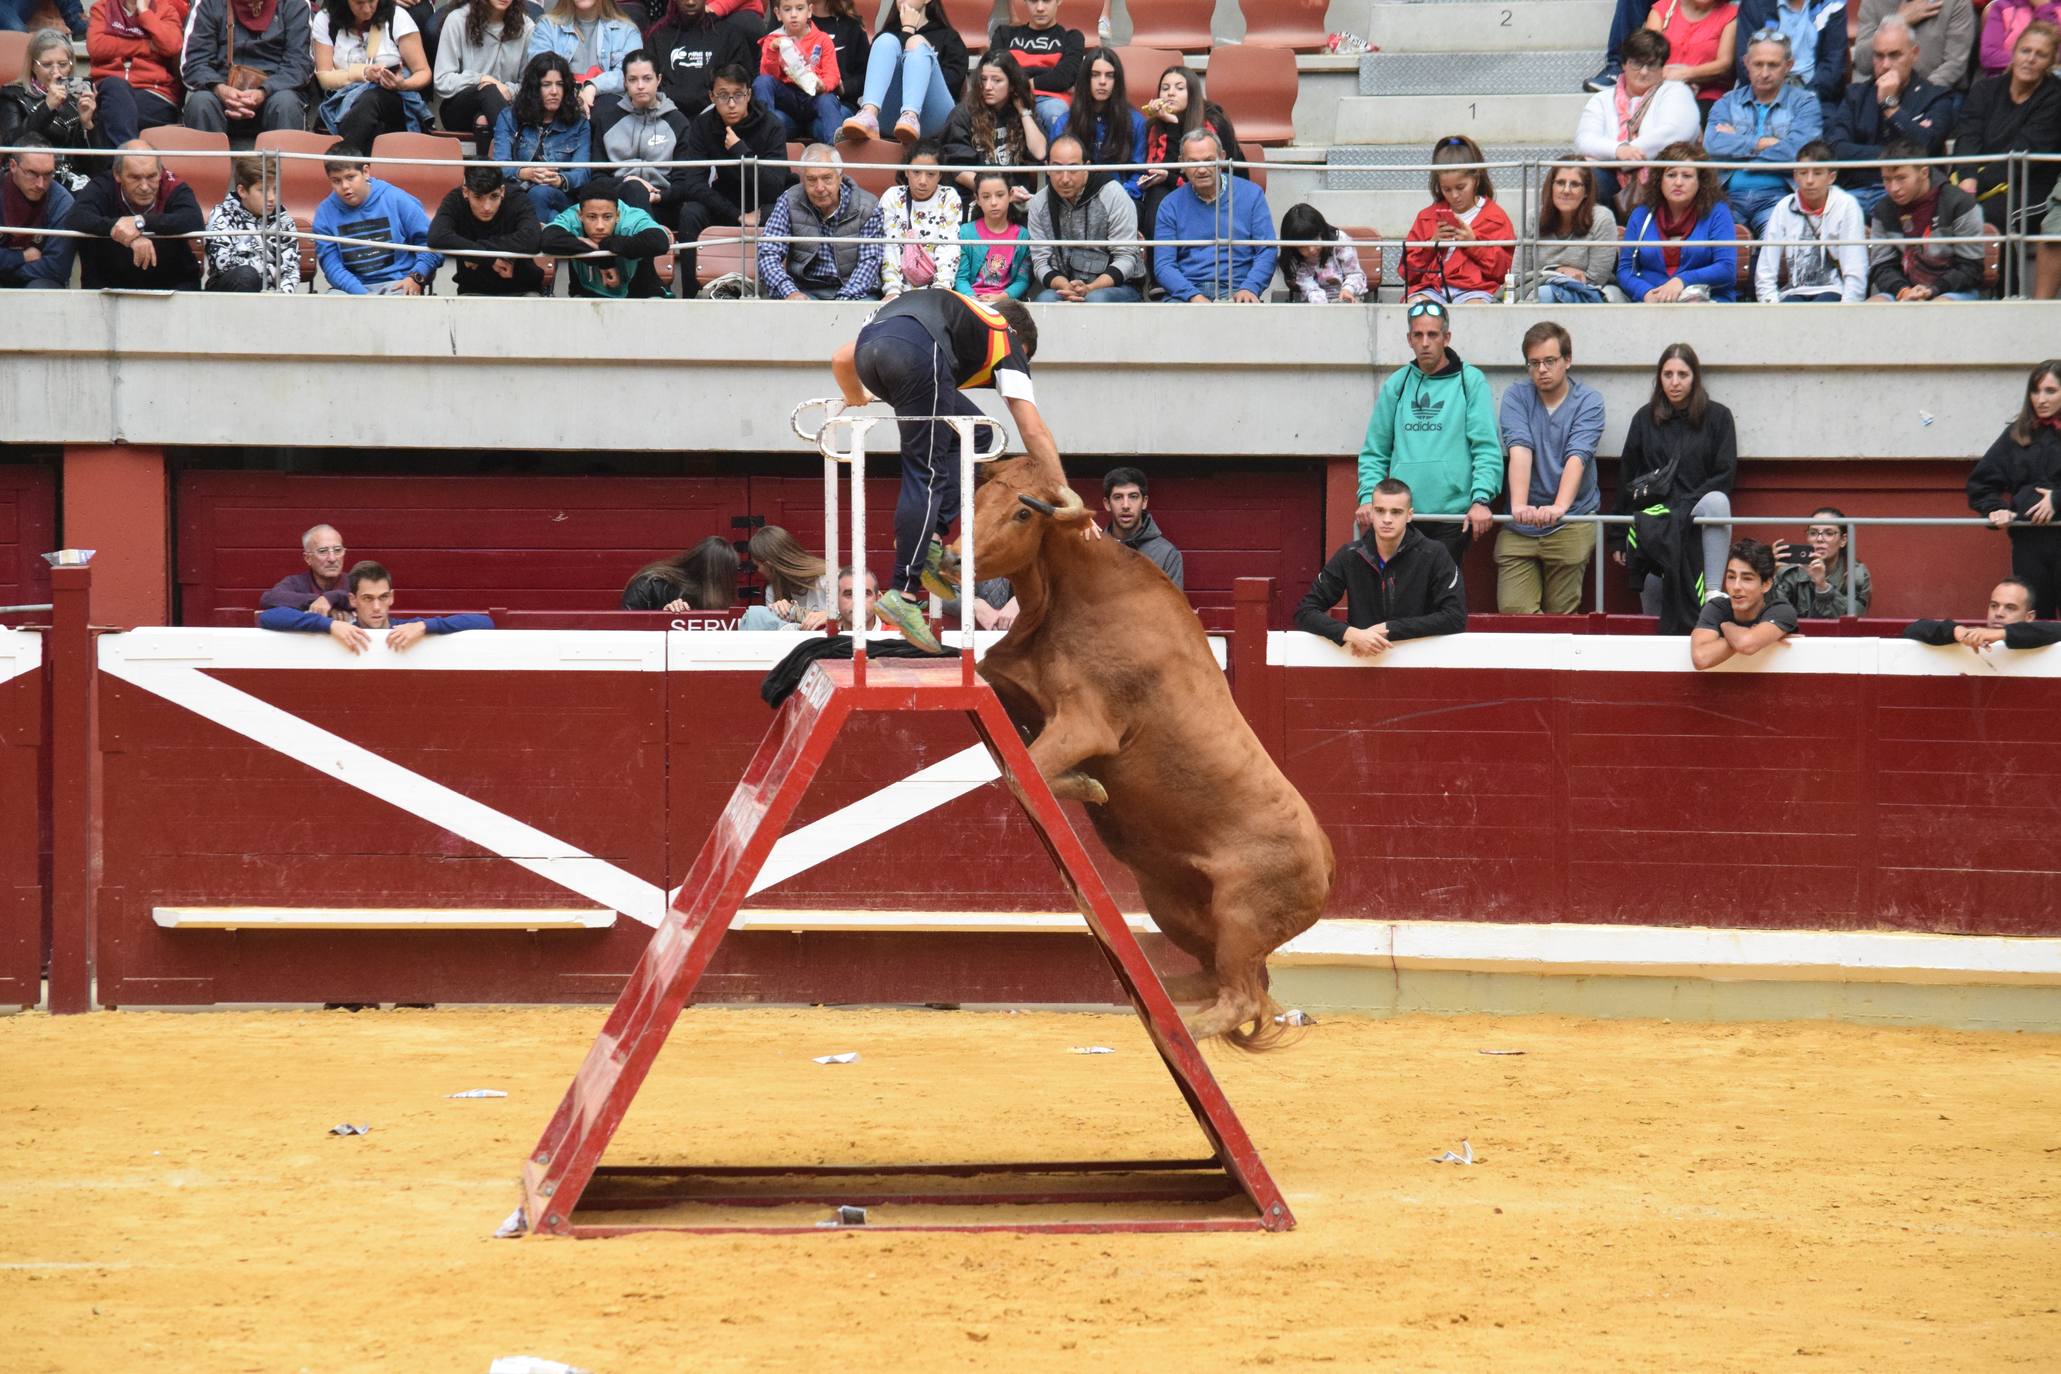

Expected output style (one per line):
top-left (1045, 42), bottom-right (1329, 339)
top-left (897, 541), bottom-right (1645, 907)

top-left (1644, 0), bottom-right (1739, 108)
top-left (1401, 133), bottom-right (1515, 303)
top-left (86, 0), bottom-right (191, 143)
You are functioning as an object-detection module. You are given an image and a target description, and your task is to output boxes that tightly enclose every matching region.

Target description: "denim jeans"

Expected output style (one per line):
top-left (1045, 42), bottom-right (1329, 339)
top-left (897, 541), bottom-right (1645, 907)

top-left (1032, 283), bottom-right (1142, 302)
top-left (524, 182), bottom-right (571, 222)
top-left (754, 74), bottom-right (845, 146)
top-left (1535, 278), bottom-right (1608, 304)
top-left (1032, 94), bottom-right (1067, 130)
top-left (1726, 184), bottom-right (1787, 235)
top-left (859, 32), bottom-right (955, 135)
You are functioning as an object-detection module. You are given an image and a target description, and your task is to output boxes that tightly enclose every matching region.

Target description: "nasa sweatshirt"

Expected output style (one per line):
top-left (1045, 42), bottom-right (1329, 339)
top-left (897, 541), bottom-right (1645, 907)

top-left (990, 22), bottom-right (1083, 95)
top-left (1355, 346), bottom-right (1503, 518)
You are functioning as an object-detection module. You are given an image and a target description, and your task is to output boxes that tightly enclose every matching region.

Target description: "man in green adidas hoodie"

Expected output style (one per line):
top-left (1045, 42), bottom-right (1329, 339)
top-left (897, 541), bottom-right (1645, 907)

top-left (1355, 300), bottom-right (1503, 567)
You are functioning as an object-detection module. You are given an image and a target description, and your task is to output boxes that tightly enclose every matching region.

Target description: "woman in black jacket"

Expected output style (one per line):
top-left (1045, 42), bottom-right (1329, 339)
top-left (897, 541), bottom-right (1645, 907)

top-left (835, 0), bottom-right (968, 144)
top-left (1968, 359), bottom-right (2061, 617)
top-left (1611, 342), bottom-right (1739, 617)
top-left (942, 49), bottom-right (1045, 200)
top-left (0, 29), bottom-right (102, 190)
top-left (1950, 19), bottom-right (2060, 293)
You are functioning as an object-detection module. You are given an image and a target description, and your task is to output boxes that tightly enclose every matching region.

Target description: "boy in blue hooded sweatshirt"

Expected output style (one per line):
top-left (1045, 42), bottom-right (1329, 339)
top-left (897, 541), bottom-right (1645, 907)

top-left (1356, 299), bottom-right (1504, 567)
top-left (312, 144), bottom-right (441, 294)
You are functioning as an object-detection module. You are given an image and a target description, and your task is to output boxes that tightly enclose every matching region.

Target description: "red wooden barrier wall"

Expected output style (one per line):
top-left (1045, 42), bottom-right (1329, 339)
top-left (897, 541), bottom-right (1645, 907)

top-left (0, 631), bottom-right (43, 1008)
top-left (0, 458), bottom-right (57, 618)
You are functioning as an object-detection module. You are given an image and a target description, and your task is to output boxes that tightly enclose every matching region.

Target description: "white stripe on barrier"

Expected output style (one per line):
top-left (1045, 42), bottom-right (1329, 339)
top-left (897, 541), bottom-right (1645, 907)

top-left (664, 630), bottom-right (1229, 671)
top-left (153, 906), bottom-right (615, 930)
top-left (0, 628), bottom-right (41, 687)
top-left (747, 745), bottom-right (999, 895)
top-left (102, 628), bottom-right (666, 672)
top-left (1267, 630), bottom-right (2061, 678)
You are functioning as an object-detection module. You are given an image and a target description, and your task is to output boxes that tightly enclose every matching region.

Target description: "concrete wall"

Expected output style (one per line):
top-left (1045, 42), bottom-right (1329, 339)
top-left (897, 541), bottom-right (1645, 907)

top-left (1, 294), bottom-right (2054, 461)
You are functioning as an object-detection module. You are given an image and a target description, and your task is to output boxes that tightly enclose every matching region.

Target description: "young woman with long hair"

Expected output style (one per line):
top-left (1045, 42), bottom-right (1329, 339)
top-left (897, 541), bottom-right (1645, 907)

top-left (1968, 360), bottom-right (2061, 617)
top-left (621, 535), bottom-right (741, 611)
top-left (838, 0), bottom-right (969, 144)
top-left (1050, 47), bottom-right (1143, 172)
top-left (1523, 159), bottom-right (1623, 303)
top-left (942, 50), bottom-right (1046, 201)
top-left (491, 51), bottom-right (594, 221)
top-left (434, 0), bottom-right (533, 155)
top-left (738, 525), bottom-right (835, 628)
top-left (1611, 341), bottom-right (1739, 619)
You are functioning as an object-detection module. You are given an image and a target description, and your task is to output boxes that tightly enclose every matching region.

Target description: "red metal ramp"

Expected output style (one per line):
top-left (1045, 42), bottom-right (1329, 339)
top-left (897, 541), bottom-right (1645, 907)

top-left (520, 656), bottom-right (1295, 1235)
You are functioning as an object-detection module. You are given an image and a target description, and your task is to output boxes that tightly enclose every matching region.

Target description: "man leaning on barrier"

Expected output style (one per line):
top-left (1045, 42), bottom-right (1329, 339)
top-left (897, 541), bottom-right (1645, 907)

top-left (261, 524), bottom-right (354, 616)
top-left (429, 162), bottom-right (544, 295)
top-left (65, 140), bottom-right (201, 290)
top-left (0, 134), bottom-right (74, 289)
top-left (1904, 577), bottom-right (2061, 651)
top-left (1495, 321), bottom-right (1605, 616)
top-left (258, 559), bottom-right (494, 653)
top-left (1295, 477), bottom-right (1467, 659)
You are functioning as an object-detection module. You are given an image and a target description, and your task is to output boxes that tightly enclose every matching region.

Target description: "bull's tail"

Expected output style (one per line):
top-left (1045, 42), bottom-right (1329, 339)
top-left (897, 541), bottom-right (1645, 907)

top-left (1216, 994), bottom-right (1298, 1054)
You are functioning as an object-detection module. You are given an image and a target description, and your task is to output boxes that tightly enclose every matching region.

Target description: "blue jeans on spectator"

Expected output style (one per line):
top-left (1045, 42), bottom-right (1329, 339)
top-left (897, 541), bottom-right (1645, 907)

top-left (1032, 283), bottom-right (1142, 302)
top-left (859, 32), bottom-right (955, 136)
top-left (93, 77), bottom-right (179, 146)
top-left (1727, 184), bottom-right (1787, 236)
top-left (755, 74), bottom-right (845, 146)
top-left (525, 182), bottom-right (571, 221)
top-left (0, 0), bottom-right (85, 31)
top-left (1032, 94), bottom-right (1067, 130)
top-left (1535, 278), bottom-right (1608, 304)
top-left (1846, 182), bottom-right (1888, 218)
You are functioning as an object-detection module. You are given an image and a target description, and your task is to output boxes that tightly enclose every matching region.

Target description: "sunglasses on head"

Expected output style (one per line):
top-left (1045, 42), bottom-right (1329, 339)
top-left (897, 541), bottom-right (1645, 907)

top-left (1407, 301), bottom-right (1449, 320)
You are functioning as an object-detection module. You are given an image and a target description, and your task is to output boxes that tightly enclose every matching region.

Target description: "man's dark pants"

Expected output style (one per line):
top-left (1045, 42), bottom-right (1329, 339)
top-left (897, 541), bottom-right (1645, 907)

top-left (854, 314), bottom-right (984, 595)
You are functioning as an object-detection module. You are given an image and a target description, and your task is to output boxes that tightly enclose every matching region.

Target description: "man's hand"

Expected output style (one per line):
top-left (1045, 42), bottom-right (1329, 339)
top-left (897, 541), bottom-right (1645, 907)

top-left (21, 246), bottom-right (39, 264)
top-left (396, 275), bottom-right (423, 295)
top-left (1233, 288), bottom-right (1260, 303)
top-left (130, 236), bottom-right (158, 269)
top-left (1899, 0), bottom-right (1942, 23)
top-left (1188, 293), bottom-right (1210, 303)
top-left (1342, 624), bottom-right (1391, 657)
top-left (1876, 67), bottom-right (1905, 103)
top-left (1754, 135), bottom-right (1778, 151)
top-left (723, 124), bottom-right (741, 149)
top-left (1989, 508), bottom-right (2016, 527)
top-left (1049, 274), bottom-right (1075, 299)
top-left (799, 609), bottom-right (830, 630)
top-left (328, 620), bottom-right (371, 654)
top-left (600, 266), bottom-right (622, 289)
top-left (385, 621), bottom-right (428, 652)
top-left (2030, 487), bottom-right (2056, 524)
top-left (1464, 502), bottom-right (1493, 537)
top-left (1354, 500), bottom-right (1374, 533)
top-left (492, 257), bottom-right (514, 278)
top-left (110, 217), bottom-right (140, 247)
top-left (784, 290), bottom-right (808, 300)
top-left (1955, 624), bottom-right (2004, 652)
top-left (1896, 284), bottom-right (1934, 301)
top-left (1612, 549), bottom-right (1627, 567)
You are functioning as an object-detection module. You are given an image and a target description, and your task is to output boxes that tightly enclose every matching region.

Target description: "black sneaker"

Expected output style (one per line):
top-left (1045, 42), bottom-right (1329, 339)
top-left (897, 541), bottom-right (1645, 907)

top-left (1583, 63), bottom-right (1620, 92)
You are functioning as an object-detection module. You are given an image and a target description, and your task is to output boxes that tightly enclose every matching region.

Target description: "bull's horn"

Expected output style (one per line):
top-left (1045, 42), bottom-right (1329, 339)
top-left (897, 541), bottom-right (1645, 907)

top-left (1017, 493), bottom-right (1057, 515)
top-left (1050, 486), bottom-right (1089, 523)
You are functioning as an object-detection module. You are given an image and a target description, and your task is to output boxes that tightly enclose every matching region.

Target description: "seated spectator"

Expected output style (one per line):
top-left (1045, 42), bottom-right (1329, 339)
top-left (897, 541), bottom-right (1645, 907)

top-left (1905, 577), bottom-right (2061, 650)
top-left (203, 155), bottom-right (300, 291)
top-left (540, 178), bottom-right (670, 297)
top-left (433, 0), bottom-right (533, 157)
top-left (1523, 161), bottom-right (1623, 303)
top-left (1980, 0), bottom-right (2061, 77)
top-left (1691, 539), bottom-right (1796, 669)
top-left (1051, 48), bottom-right (1144, 172)
top-left (1294, 477), bottom-right (1467, 656)
top-left (756, 142), bottom-right (883, 300)
top-left (1102, 467), bottom-right (1183, 589)
top-left (956, 169), bottom-right (1029, 299)
top-left (1617, 142), bottom-right (1738, 302)
top-left (1730, 0), bottom-right (1849, 103)
top-left (1496, 321), bottom-right (1604, 616)
top-left (1755, 139), bottom-right (1868, 301)
top-left (314, 0), bottom-right (434, 147)
top-left (837, 564), bottom-right (881, 632)
top-left (879, 137), bottom-right (962, 300)
top-left (1854, 0), bottom-right (1976, 91)
top-left (1357, 300), bottom-right (1501, 568)
top-left (945, 576), bottom-right (1018, 631)
top-left (1611, 342), bottom-right (1737, 625)
top-left (674, 63), bottom-right (788, 291)
top-left (810, 0), bottom-right (869, 130)
top-left (1574, 29), bottom-right (1700, 207)
top-left (1951, 20), bottom-right (2061, 243)
top-left (259, 524), bottom-right (351, 613)
top-left (1826, 15), bottom-right (1953, 216)
top-left (0, 0), bottom-right (86, 33)
top-left (1645, 0), bottom-right (1741, 112)
top-left (178, 0), bottom-right (313, 135)
top-left (492, 53), bottom-right (592, 223)
top-left (943, 51), bottom-right (1046, 203)
top-left (258, 559), bottom-right (494, 652)
top-left (1866, 139), bottom-right (1984, 301)
top-left (428, 161), bottom-right (544, 295)
top-left (66, 142), bottom-right (202, 289)
top-left (1402, 134), bottom-right (1514, 304)
top-left (595, 50), bottom-right (690, 219)
top-left (87, 0), bottom-right (190, 145)
top-left (647, 0), bottom-right (752, 121)
top-left (0, 29), bottom-right (101, 188)
top-left (1136, 64), bottom-right (1243, 232)
top-left (739, 524), bottom-right (833, 629)
top-left (0, 137), bottom-right (76, 290)
top-left (1966, 360), bottom-right (2061, 617)
top-left (527, 0), bottom-right (639, 119)
top-left (1704, 29), bottom-right (1822, 234)
top-left (1152, 129), bottom-right (1275, 304)
top-left (622, 535), bottom-right (739, 610)
top-left (991, 0), bottom-right (1081, 131)
top-left (1277, 202), bottom-right (1366, 304)
top-left (755, 0), bottom-right (843, 146)
top-left (312, 142), bottom-right (440, 294)
top-left (1771, 507), bottom-right (1872, 616)
top-left (838, 0), bottom-right (969, 145)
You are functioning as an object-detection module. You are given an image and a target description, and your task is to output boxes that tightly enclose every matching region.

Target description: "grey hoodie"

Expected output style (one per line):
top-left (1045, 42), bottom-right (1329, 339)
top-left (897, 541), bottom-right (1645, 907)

top-left (598, 92), bottom-right (688, 195)
top-left (1111, 512), bottom-right (1184, 590)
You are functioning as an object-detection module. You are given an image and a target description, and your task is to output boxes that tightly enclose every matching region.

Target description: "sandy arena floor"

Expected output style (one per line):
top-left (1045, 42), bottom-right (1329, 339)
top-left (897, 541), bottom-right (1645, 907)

top-left (1, 1005), bottom-right (2057, 1371)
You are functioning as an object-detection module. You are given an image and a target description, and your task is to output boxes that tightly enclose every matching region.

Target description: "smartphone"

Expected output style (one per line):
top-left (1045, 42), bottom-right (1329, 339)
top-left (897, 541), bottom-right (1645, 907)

top-left (1777, 544), bottom-right (1814, 565)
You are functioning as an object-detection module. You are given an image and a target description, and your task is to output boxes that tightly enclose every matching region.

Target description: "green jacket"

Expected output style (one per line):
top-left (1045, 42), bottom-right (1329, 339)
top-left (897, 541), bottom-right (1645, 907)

top-left (1356, 347), bottom-right (1503, 516)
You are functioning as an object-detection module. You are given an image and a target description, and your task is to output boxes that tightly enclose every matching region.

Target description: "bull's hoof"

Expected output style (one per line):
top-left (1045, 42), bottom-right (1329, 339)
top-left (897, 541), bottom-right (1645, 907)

top-left (1056, 771), bottom-right (1108, 806)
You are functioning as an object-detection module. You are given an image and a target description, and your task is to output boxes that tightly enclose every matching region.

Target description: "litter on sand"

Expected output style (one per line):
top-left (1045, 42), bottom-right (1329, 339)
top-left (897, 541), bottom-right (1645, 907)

top-left (1069, 1046), bottom-right (1115, 1055)
top-left (447, 1088), bottom-right (509, 1098)
top-left (494, 1207), bottom-right (526, 1239)
top-left (1274, 1009), bottom-right (1315, 1027)
top-left (328, 1123), bottom-right (370, 1136)
top-left (1433, 1139), bottom-right (1477, 1165)
top-left (1478, 1049), bottom-right (1525, 1056)
top-left (815, 1205), bottom-right (868, 1228)
top-left (812, 1052), bottom-right (860, 1065)
top-left (487, 1358), bottom-right (593, 1374)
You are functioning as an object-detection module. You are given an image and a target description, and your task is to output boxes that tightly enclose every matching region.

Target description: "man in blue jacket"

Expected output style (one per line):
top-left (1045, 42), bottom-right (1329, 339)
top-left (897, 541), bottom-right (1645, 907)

top-left (1705, 30), bottom-right (1823, 233)
top-left (258, 560), bottom-right (493, 653)
top-left (0, 138), bottom-right (75, 289)
top-left (312, 144), bottom-right (442, 295)
top-left (1732, 0), bottom-right (1850, 104)
top-left (1152, 129), bottom-right (1275, 303)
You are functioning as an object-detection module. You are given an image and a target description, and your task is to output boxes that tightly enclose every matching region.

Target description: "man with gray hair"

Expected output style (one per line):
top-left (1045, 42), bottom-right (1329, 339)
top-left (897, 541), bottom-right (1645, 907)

top-left (1853, 0), bottom-right (1976, 92)
top-left (1704, 28), bottom-right (1823, 234)
top-left (1028, 134), bottom-right (1142, 303)
top-left (1825, 12), bottom-right (1953, 216)
top-left (1151, 128), bottom-right (1276, 303)
top-left (259, 524), bottom-right (353, 617)
top-left (63, 141), bottom-right (202, 290)
top-left (755, 142), bottom-right (884, 300)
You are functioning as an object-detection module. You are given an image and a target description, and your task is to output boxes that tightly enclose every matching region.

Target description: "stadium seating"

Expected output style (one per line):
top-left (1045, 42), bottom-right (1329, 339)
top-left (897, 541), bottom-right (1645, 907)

top-left (1237, 0), bottom-right (1329, 53)
top-left (1338, 225), bottom-right (1384, 299)
top-left (254, 129), bottom-right (337, 283)
top-left (952, 0), bottom-right (993, 52)
top-left (140, 126), bottom-right (232, 214)
top-left (369, 132), bottom-right (465, 215)
top-left (1112, 43), bottom-right (1181, 96)
top-left (837, 134), bottom-right (906, 196)
top-left (1121, 0), bottom-right (1213, 50)
top-left (1007, 0), bottom-right (1102, 33)
top-left (0, 31), bottom-right (26, 87)
top-left (1205, 43), bottom-right (1296, 145)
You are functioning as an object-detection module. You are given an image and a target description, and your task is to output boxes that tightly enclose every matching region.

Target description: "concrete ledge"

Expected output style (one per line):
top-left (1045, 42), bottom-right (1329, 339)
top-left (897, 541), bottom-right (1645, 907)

top-left (1335, 91), bottom-right (1595, 145)
top-left (1368, 0), bottom-right (1614, 54)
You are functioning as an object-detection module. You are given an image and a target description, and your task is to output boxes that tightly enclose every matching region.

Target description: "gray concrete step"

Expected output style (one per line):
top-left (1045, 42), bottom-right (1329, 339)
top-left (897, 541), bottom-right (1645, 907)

top-left (1325, 142), bottom-right (1567, 190)
top-left (1359, 49), bottom-right (1605, 95)
top-left (1333, 92), bottom-right (1592, 145)
top-left (1368, 0), bottom-right (1614, 54)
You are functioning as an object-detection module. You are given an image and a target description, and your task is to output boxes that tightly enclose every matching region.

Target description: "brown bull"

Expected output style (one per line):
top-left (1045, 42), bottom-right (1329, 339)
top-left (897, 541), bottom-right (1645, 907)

top-left (968, 456), bottom-right (1335, 1050)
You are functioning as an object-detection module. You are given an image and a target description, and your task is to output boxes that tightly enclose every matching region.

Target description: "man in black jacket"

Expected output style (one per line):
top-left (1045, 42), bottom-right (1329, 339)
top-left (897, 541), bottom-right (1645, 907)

top-left (65, 144), bottom-right (202, 290)
top-left (1905, 577), bottom-right (2061, 652)
top-left (649, 0), bottom-right (755, 117)
top-left (673, 64), bottom-right (790, 291)
top-left (1293, 478), bottom-right (1467, 655)
top-left (428, 164), bottom-right (544, 296)
top-left (1824, 15), bottom-right (1952, 216)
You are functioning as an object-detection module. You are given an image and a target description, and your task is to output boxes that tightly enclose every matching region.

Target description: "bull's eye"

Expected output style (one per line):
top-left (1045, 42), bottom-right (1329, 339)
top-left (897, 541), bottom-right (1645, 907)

top-left (1014, 508), bottom-right (1031, 522)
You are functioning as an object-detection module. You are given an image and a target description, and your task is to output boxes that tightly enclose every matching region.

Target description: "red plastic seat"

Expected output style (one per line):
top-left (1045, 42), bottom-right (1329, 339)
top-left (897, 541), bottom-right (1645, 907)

top-left (1237, 0), bottom-right (1328, 52)
top-left (696, 224), bottom-right (753, 287)
top-left (1205, 43), bottom-right (1296, 145)
top-left (1239, 140), bottom-right (1265, 190)
top-left (140, 125), bottom-right (233, 215)
top-left (1112, 43), bottom-right (1182, 98)
top-left (0, 32), bottom-right (27, 87)
top-left (950, 0), bottom-right (993, 52)
top-left (370, 131), bottom-right (466, 217)
top-left (1337, 224), bottom-right (1383, 298)
top-left (838, 135), bottom-right (905, 196)
top-left (1122, 0), bottom-right (1212, 49)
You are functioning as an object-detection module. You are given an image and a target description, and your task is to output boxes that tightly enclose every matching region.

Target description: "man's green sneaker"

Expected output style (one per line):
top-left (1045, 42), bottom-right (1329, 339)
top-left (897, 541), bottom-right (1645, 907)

top-left (919, 537), bottom-right (962, 601)
top-left (873, 589), bottom-right (942, 653)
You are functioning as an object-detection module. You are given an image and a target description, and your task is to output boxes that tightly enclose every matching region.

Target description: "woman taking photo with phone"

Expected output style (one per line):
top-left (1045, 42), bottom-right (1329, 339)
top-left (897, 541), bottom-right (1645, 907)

top-left (1772, 507), bottom-right (1873, 617)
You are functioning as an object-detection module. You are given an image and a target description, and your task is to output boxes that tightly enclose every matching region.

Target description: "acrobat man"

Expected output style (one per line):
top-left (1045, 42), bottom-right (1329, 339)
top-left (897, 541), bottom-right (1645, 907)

top-left (829, 290), bottom-right (1063, 651)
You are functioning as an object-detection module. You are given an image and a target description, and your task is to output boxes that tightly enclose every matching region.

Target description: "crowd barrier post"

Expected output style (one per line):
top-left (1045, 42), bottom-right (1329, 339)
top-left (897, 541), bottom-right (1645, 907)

top-left (46, 558), bottom-right (97, 1015)
top-left (1229, 576), bottom-right (1282, 765)
top-left (1845, 521), bottom-right (1861, 618)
